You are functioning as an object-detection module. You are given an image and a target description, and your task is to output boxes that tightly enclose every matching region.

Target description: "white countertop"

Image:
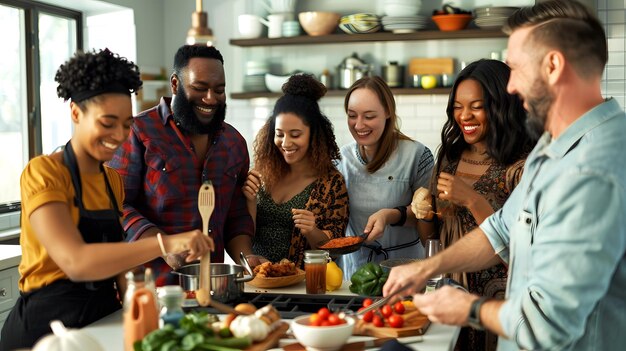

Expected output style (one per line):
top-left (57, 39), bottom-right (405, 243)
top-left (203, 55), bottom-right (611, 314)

top-left (83, 280), bottom-right (460, 351)
top-left (0, 244), bottom-right (22, 271)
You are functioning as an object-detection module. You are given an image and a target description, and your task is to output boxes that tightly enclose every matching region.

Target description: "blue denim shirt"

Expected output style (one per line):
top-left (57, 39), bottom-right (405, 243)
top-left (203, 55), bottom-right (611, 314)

top-left (481, 99), bottom-right (626, 350)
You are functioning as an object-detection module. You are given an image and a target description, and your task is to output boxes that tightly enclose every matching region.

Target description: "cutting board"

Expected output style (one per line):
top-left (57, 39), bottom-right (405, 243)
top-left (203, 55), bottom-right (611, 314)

top-left (354, 310), bottom-right (430, 338)
top-left (408, 58), bottom-right (455, 75)
top-left (247, 322), bottom-right (290, 351)
top-left (283, 337), bottom-right (394, 351)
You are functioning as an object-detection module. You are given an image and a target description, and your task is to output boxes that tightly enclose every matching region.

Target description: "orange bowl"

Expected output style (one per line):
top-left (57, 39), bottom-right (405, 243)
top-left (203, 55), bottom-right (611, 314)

top-left (431, 14), bottom-right (472, 31)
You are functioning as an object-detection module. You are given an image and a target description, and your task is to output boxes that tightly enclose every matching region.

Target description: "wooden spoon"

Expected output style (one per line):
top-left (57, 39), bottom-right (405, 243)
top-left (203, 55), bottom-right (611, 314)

top-left (196, 181), bottom-right (215, 307)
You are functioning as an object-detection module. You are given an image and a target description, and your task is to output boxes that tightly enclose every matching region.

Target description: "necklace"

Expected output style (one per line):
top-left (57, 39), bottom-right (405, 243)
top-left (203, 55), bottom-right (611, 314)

top-left (461, 157), bottom-right (492, 166)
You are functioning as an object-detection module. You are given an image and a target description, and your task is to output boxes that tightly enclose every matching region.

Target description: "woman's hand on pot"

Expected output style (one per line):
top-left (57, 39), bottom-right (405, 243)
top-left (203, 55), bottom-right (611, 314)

top-left (165, 229), bottom-right (214, 262)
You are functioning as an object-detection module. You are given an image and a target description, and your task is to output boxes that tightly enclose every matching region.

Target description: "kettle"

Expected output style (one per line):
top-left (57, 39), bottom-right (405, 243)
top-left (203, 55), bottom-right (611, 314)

top-left (337, 53), bottom-right (372, 89)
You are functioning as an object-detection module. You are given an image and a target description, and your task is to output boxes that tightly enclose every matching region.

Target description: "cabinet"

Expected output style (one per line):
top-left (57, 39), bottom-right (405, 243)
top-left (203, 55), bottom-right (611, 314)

top-left (229, 28), bottom-right (507, 99)
top-left (0, 266), bottom-right (20, 334)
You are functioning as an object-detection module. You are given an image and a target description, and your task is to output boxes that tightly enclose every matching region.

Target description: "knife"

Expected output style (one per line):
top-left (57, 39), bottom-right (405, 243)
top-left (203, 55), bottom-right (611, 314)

top-left (283, 337), bottom-right (394, 351)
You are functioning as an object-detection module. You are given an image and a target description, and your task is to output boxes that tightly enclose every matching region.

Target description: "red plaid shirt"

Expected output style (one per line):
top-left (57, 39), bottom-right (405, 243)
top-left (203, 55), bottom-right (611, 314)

top-left (109, 97), bottom-right (253, 283)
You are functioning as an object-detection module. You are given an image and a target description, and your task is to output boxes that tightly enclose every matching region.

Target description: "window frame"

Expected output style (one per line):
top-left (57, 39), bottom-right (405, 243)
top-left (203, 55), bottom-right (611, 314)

top-left (0, 0), bottom-right (82, 214)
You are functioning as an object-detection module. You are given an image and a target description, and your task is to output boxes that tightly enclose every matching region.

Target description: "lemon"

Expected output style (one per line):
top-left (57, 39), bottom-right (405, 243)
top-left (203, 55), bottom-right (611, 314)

top-left (421, 75), bottom-right (438, 89)
top-left (326, 261), bottom-right (343, 292)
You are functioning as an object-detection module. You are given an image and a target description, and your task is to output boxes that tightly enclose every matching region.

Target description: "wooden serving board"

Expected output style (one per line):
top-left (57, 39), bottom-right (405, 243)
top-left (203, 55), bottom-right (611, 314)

top-left (246, 322), bottom-right (290, 351)
top-left (354, 310), bottom-right (430, 338)
top-left (408, 58), bottom-right (455, 75)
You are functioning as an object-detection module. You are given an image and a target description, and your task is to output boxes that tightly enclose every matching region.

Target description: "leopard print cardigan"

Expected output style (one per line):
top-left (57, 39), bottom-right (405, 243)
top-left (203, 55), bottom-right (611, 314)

top-left (288, 168), bottom-right (349, 268)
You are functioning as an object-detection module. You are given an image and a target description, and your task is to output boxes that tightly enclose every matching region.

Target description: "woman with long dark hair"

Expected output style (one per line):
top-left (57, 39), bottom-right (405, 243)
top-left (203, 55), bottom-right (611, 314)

top-left (411, 59), bottom-right (537, 351)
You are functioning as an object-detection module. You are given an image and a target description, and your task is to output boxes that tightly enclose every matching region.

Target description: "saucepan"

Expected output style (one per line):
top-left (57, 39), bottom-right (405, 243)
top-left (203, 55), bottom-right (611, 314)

top-left (172, 252), bottom-right (254, 303)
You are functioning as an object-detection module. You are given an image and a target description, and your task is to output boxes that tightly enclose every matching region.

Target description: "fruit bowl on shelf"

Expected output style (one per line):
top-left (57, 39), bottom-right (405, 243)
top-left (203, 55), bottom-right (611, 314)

top-left (431, 14), bottom-right (472, 31)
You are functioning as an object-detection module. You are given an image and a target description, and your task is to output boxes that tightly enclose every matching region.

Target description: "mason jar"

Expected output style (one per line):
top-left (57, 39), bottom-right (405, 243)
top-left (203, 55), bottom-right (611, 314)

top-left (304, 250), bottom-right (330, 294)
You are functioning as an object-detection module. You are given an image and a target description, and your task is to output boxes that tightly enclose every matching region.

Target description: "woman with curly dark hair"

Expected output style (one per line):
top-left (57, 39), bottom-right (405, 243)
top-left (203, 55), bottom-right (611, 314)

top-left (0, 49), bottom-right (213, 350)
top-left (410, 59), bottom-right (538, 351)
top-left (243, 74), bottom-right (349, 268)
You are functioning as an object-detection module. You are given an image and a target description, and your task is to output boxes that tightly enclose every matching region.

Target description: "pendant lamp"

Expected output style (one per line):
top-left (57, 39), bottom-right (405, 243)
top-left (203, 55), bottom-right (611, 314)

top-left (186, 0), bottom-right (214, 46)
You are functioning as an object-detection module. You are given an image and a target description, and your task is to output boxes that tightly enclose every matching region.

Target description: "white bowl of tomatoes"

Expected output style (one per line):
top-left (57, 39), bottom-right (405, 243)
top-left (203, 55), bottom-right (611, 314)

top-left (291, 307), bottom-right (355, 351)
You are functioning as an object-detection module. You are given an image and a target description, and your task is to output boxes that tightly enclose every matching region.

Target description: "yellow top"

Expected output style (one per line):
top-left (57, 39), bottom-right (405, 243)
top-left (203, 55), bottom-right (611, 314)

top-left (18, 155), bottom-right (124, 292)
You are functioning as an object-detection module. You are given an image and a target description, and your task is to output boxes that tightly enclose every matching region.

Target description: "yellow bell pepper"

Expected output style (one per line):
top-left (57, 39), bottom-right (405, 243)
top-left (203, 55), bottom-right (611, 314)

top-left (326, 261), bottom-right (343, 292)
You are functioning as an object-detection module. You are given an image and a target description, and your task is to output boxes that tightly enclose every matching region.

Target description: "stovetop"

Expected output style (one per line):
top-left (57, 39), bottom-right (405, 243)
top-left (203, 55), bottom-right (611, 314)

top-left (187, 292), bottom-right (367, 319)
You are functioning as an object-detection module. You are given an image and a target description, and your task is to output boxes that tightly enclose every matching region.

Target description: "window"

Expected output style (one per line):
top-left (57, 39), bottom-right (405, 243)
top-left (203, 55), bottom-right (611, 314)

top-left (0, 0), bottom-right (81, 216)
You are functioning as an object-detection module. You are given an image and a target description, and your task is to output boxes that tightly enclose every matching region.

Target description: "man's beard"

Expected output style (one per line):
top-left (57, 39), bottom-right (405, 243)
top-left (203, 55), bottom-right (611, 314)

top-left (171, 85), bottom-right (227, 135)
top-left (524, 78), bottom-right (553, 140)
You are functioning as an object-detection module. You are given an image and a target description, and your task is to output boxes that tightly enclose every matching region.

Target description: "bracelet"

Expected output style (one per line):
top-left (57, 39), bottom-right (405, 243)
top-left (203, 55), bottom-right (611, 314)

top-left (156, 233), bottom-right (167, 257)
top-left (390, 206), bottom-right (407, 227)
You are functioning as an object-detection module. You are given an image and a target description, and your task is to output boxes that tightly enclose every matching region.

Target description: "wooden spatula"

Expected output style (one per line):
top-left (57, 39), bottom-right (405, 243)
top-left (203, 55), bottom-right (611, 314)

top-left (196, 181), bottom-right (215, 307)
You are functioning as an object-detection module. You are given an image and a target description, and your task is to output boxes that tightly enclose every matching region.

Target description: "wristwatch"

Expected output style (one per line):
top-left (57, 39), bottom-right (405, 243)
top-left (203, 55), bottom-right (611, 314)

top-left (467, 296), bottom-right (488, 330)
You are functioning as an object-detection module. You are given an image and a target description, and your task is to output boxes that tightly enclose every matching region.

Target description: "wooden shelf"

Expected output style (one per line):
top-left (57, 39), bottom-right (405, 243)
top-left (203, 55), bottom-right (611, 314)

top-left (229, 28), bottom-right (506, 47)
top-left (231, 87), bottom-right (451, 100)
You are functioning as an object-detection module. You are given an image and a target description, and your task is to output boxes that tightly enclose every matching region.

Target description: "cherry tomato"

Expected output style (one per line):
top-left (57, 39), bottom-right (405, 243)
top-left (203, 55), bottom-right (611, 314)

top-left (362, 310), bottom-right (374, 323)
top-left (380, 304), bottom-right (393, 318)
top-left (393, 301), bottom-right (406, 315)
top-left (372, 315), bottom-right (385, 328)
top-left (362, 298), bottom-right (373, 307)
top-left (388, 315), bottom-right (404, 328)
top-left (320, 320), bottom-right (332, 327)
top-left (309, 313), bottom-right (321, 325)
top-left (327, 314), bottom-right (342, 326)
top-left (317, 307), bottom-right (331, 321)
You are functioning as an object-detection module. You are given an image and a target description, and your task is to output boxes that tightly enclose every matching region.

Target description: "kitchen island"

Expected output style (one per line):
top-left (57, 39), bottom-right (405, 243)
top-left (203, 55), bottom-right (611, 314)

top-left (83, 281), bottom-right (460, 351)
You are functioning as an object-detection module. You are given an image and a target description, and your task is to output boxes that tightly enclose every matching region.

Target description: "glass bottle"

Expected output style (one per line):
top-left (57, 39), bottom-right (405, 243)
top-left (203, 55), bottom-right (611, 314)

top-left (304, 250), bottom-right (329, 294)
top-left (158, 285), bottom-right (185, 328)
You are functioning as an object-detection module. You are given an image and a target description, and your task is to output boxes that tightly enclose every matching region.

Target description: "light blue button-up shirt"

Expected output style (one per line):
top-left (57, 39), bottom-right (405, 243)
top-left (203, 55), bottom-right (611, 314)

top-left (481, 98), bottom-right (626, 350)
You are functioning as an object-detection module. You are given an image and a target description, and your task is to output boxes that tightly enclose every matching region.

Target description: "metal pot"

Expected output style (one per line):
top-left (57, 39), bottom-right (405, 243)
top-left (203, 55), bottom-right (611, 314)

top-left (337, 52), bottom-right (372, 89)
top-left (172, 254), bottom-right (254, 303)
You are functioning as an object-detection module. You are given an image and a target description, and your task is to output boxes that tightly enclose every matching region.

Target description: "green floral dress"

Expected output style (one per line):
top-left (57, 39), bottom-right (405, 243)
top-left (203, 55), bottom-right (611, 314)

top-left (252, 183), bottom-right (314, 263)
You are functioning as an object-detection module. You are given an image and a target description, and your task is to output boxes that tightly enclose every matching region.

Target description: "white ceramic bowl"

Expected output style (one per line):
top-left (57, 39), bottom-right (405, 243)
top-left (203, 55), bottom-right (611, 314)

top-left (291, 315), bottom-right (355, 351)
top-left (264, 73), bottom-right (291, 93)
top-left (384, 4), bottom-right (419, 16)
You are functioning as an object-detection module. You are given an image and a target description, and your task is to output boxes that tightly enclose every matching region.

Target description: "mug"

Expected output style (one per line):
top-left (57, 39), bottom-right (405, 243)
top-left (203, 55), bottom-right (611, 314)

top-left (265, 13), bottom-right (287, 38)
top-left (238, 14), bottom-right (263, 39)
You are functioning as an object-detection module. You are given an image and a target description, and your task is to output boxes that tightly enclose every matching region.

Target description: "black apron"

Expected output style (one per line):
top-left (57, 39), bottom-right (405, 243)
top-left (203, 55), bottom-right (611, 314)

top-left (0, 142), bottom-right (125, 350)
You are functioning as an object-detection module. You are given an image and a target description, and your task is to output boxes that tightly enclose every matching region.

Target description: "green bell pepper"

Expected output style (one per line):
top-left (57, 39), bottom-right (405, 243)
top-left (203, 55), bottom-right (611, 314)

top-left (349, 262), bottom-right (389, 296)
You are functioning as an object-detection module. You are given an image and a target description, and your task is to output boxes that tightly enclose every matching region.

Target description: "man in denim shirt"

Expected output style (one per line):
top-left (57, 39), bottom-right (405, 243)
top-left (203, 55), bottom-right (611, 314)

top-left (383, 1), bottom-right (625, 350)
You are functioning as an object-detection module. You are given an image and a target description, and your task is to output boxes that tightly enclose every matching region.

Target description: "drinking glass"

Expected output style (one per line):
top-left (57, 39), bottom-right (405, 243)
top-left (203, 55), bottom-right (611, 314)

top-left (425, 239), bottom-right (443, 292)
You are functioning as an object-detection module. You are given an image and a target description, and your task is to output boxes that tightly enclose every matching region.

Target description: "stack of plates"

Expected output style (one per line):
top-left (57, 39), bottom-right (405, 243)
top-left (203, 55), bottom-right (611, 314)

top-left (243, 61), bottom-right (269, 92)
top-left (243, 75), bottom-right (268, 92)
top-left (382, 15), bottom-right (429, 33)
top-left (474, 6), bottom-right (519, 29)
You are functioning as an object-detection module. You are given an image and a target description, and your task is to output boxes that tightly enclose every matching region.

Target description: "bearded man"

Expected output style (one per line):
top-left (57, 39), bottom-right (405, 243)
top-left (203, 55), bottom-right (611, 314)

top-left (109, 45), bottom-right (254, 286)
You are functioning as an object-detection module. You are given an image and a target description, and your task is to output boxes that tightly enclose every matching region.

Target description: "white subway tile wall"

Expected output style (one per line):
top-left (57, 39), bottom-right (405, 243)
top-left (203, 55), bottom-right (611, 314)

top-left (228, 2), bottom-right (626, 159)
top-left (599, 0), bottom-right (626, 108)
